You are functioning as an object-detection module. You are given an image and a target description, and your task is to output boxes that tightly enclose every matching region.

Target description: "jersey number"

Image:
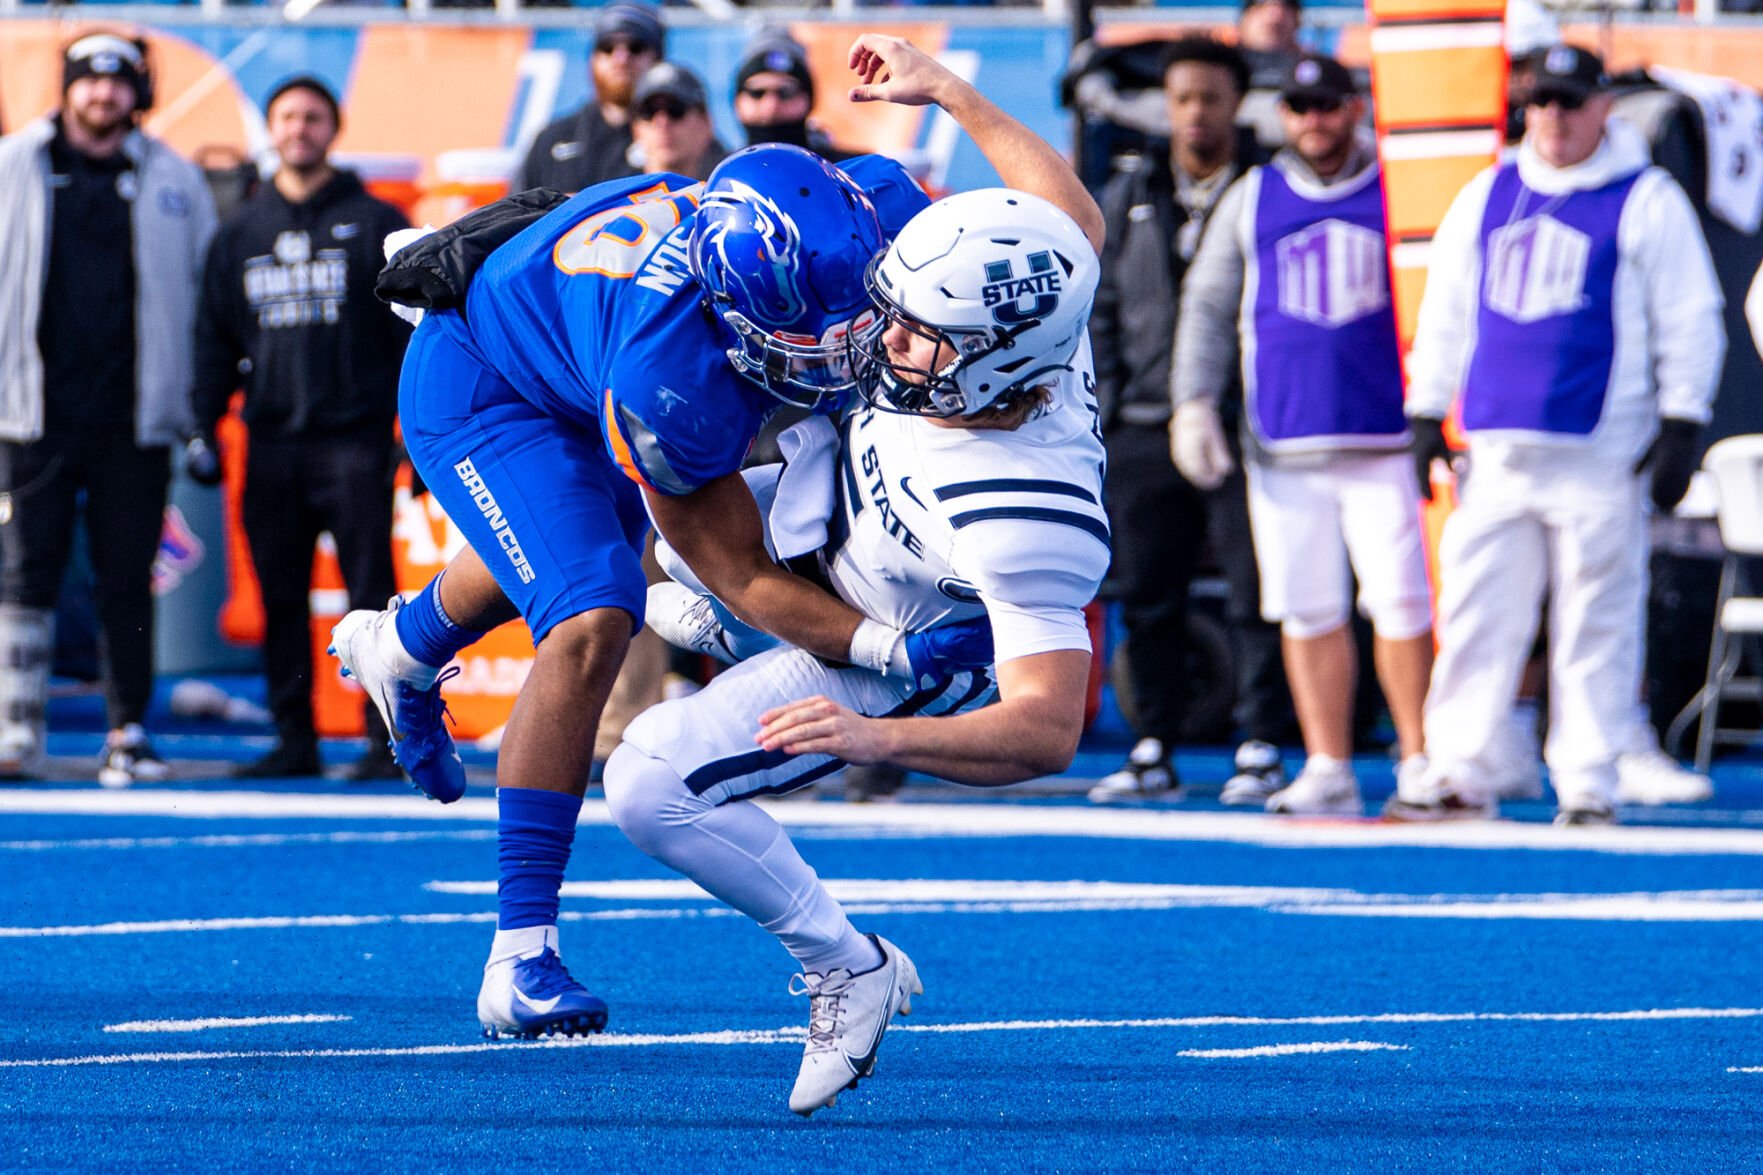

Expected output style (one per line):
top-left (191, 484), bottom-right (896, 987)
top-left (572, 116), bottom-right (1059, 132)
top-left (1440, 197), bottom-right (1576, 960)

top-left (552, 181), bottom-right (703, 278)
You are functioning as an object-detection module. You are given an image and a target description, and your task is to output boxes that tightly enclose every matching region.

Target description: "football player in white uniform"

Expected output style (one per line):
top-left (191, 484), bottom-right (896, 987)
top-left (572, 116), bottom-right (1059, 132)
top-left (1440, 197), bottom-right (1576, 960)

top-left (600, 36), bottom-right (1108, 1119)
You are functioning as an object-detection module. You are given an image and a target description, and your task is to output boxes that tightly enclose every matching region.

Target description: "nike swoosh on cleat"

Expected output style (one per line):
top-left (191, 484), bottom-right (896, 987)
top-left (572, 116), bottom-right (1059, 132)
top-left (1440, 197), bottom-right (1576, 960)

top-left (513, 985), bottom-right (562, 1016)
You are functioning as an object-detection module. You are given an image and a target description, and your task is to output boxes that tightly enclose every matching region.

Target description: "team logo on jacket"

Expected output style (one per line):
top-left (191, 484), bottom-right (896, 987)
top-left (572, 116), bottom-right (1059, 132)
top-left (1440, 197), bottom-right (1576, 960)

top-left (1484, 216), bottom-right (1590, 323)
top-left (1274, 219), bottom-right (1387, 328)
top-left (983, 251), bottom-right (1061, 327)
top-left (274, 231), bottom-right (312, 265)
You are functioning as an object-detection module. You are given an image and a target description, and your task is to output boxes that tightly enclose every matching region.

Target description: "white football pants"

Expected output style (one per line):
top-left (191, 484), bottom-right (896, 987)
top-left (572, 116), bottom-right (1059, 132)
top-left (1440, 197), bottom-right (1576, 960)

top-left (1424, 447), bottom-right (1648, 808)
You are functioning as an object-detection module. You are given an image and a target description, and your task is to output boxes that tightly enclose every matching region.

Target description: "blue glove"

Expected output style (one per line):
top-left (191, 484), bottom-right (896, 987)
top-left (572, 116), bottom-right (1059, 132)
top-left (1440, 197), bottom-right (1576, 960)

top-left (902, 615), bottom-right (995, 688)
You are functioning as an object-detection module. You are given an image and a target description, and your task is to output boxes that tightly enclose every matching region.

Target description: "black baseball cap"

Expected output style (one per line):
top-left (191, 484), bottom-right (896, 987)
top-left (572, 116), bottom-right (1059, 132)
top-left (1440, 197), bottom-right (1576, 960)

top-left (594, 3), bottom-right (665, 56)
top-left (266, 74), bottom-right (341, 123)
top-left (1280, 53), bottom-right (1357, 104)
top-left (1525, 44), bottom-right (1609, 104)
top-left (1242, 0), bottom-right (1302, 11)
top-left (633, 62), bottom-right (707, 116)
top-left (735, 35), bottom-right (815, 105)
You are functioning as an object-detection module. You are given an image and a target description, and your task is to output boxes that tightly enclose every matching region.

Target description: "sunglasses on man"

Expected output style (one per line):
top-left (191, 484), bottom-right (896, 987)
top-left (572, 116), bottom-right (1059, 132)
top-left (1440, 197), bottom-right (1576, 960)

top-left (740, 81), bottom-right (805, 103)
top-left (639, 97), bottom-right (698, 121)
top-left (1283, 94), bottom-right (1344, 116)
top-left (1528, 88), bottom-right (1588, 111)
top-left (595, 37), bottom-right (655, 57)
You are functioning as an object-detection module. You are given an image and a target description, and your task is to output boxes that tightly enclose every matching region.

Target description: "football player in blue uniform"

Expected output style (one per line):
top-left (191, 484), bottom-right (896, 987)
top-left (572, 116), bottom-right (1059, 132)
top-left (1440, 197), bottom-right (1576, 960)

top-left (330, 35), bottom-right (1023, 1041)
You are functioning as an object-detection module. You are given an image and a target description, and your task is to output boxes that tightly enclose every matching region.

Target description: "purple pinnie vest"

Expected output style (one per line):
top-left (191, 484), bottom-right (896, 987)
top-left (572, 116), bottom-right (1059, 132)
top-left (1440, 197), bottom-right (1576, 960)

top-left (1247, 162), bottom-right (1406, 452)
top-left (1462, 162), bottom-right (1641, 436)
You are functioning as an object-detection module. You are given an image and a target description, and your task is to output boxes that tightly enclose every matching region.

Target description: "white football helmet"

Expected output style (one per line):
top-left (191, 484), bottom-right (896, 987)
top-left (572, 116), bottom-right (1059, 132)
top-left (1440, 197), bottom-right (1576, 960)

top-left (854, 188), bottom-right (1099, 418)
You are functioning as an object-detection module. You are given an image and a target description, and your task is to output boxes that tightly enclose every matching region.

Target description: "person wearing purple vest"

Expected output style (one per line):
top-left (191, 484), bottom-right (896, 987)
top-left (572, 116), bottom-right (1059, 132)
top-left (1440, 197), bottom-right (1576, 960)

top-left (1393, 46), bottom-right (1725, 825)
top-left (1173, 54), bottom-right (1434, 816)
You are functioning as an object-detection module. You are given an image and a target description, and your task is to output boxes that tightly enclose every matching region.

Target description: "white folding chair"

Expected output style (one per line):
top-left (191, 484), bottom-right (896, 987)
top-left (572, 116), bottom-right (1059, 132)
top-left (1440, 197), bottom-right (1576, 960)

top-left (1667, 435), bottom-right (1763, 773)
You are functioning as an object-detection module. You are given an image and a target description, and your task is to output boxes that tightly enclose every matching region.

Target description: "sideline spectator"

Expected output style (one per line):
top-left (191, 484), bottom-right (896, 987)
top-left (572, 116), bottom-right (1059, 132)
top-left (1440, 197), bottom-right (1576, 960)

top-left (1087, 37), bottom-right (1289, 805)
top-left (1173, 55), bottom-right (1433, 816)
top-left (733, 33), bottom-right (856, 162)
top-left (1238, 0), bottom-right (1303, 89)
top-left (1392, 46), bottom-right (1725, 825)
top-left (0, 32), bottom-right (216, 785)
top-left (514, 3), bottom-right (663, 194)
top-left (191, 76), bottom-right (410, 780)
top-left (628, 63), bottom-right (725, 181)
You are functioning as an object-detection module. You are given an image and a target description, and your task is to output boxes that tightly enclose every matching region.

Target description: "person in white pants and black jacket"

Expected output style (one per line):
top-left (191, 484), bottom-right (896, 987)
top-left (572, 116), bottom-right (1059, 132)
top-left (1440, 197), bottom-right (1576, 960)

top-left (1392, 46), bottom-right (1725, 825)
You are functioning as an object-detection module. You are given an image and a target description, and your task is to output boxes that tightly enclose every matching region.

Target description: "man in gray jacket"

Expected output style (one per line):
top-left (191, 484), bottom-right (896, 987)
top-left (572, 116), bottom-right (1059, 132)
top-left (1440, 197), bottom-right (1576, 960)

top-left (1172, 55), bottom-right (1432, 816)
top-left (0, 32), bottom-right (217, 785)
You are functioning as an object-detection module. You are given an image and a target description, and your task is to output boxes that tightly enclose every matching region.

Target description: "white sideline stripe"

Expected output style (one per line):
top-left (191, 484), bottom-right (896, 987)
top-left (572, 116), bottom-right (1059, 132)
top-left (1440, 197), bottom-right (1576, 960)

top-left (1369, 22), bottom-right (1506, 53)
top-left (0, 908), bottom-right (753, 938)
top-left (1380, 129), bottom-right (1501, 161)
top-left (425, 879), bottom-right (1361, 905)
top-left (891, 1008), bottom-right (1763, 1032)
top-left (20, 886), bottom-right (1763, 939)
top-left (6, 1007), bottom-right (1755, 1070)
top-left (1730, 1066), bottom-right (1763, 1073)
top-left (1290, 898), bottom-right (1763, 921)
top-left (432, 879), bottom-right (1763, 923)
top-left (0, 830), bottom-right (496, 852)
top-left (104, 1014), bottom-right (352, 1034)
top-left (9, 790), bottom-right (1763, 857)
top-left (1178, 1040), bottom-right (1407, 1059)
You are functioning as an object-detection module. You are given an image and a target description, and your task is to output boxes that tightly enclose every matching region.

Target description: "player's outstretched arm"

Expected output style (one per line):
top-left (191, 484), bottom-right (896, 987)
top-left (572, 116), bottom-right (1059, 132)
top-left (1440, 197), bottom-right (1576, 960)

top-left (847, 33), bottom-right (1103, 253)
top-left (755, 649), bottom-right (1091, 786)
top-left (647, 473), bottom-right (869, 663)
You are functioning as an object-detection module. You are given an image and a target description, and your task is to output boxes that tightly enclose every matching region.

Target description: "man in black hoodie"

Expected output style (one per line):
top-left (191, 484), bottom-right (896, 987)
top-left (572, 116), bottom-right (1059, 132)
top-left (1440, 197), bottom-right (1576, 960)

top-left (191, 76), bottom-right (410, 779)
top-left (1087, 37), bottom-right (1291, 806)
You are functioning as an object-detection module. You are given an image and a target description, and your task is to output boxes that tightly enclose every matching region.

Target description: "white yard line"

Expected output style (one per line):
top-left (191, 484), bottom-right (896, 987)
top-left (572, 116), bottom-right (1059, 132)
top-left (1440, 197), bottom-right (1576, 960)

top-left (104, 1015), bottom-right (353, 1034)
top-left (4, 1006), bottom-right (1756, 1070)
top-left (19, 882), bottom-right (1763, 939)
top-left (5, 789), bottom-right (1763, 855)
top-left (0, 830), bottom-right (496, 852)
top-left (1178, 1041), bottom-right (1409, 1059)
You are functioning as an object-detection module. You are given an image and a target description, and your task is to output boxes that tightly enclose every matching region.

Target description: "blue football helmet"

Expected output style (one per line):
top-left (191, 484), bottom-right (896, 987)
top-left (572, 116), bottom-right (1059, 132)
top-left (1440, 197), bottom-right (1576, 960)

top-left (688, 145), bottom-right (884, 410)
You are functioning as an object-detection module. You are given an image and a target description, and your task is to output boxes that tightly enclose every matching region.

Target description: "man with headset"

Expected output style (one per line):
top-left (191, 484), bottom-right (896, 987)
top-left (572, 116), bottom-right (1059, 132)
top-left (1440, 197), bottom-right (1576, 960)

top-left (0, 31), bottom-right (217, 785)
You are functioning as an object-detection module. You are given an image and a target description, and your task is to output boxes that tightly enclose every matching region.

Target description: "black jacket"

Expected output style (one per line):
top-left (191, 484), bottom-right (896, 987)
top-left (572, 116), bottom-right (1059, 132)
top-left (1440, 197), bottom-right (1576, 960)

top-left (514, 104), bottom-right (636, 194)
top-left (194, 170), bottom-right (410, 442)
top-left (1090, 133), bottom-right (1268, 431)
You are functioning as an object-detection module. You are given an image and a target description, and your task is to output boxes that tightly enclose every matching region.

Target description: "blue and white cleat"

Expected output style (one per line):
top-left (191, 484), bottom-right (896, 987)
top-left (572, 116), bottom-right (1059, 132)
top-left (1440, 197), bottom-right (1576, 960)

top-left (328, 597), bottom-right (467, 804)
top-left (787, 935), bottom-right (921, 1117)
top-left (477, 946), bottom-right (610, 1040)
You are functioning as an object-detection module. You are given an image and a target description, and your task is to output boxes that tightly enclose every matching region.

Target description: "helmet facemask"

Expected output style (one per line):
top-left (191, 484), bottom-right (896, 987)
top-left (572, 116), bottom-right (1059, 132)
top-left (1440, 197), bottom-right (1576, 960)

top-left (853, 253), bottom-right (1047, 419)
top-left (715, 300), bottom-right (880, 411)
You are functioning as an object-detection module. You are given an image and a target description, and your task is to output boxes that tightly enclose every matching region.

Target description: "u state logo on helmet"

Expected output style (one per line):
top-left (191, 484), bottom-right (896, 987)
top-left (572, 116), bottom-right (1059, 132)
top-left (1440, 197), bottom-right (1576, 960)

top-left (981, 251), bottom-right (1062, 327)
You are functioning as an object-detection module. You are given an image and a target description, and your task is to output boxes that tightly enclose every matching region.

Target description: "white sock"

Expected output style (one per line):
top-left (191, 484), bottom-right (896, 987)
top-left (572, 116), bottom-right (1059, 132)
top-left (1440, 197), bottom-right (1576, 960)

top-left (486, 924), bottom-right (557, 968)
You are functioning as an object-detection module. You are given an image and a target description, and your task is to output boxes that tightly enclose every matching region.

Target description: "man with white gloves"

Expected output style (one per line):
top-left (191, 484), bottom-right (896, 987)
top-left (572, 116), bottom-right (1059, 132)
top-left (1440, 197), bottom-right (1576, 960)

top-left (1390, 46), bottom-right (1725, 825)
top-left (1172, 54), bottom-right (1434, 816)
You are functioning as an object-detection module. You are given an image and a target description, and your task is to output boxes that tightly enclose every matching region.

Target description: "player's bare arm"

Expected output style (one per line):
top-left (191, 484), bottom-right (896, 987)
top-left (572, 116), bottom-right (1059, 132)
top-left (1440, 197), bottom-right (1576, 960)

top-left (755, 648), bottom-right (1091, 786)
top-left (644, 473), bottom-right (866, 664)
top-left (847, 34), bottom-right (1104, 253)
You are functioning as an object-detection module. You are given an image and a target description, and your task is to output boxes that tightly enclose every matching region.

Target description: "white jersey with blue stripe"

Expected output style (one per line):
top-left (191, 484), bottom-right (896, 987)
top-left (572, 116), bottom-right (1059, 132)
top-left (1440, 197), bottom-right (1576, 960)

top-left (824, 336), bottom-right (1110, 664)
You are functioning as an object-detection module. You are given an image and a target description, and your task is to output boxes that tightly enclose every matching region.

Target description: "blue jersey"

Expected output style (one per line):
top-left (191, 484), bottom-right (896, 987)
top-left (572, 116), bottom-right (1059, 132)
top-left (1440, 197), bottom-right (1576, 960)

top-left (459, 157), bottom-right (928, 497)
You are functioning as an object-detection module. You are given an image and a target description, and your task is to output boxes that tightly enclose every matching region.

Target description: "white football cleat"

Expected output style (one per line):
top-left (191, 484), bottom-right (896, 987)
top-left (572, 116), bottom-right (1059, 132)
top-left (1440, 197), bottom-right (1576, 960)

top-left (1265, 754), bottom-right (1362, 816)
top-left (788, 935), bottom-right (921, 1117)
top-left (1615, 748), bottom-right (1713, 806)
top-left (645, 582), bottom-right (777, 665)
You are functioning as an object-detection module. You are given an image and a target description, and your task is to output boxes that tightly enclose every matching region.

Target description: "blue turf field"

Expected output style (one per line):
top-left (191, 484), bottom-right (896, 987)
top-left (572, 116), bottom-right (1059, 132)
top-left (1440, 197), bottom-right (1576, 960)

top-left (5, 723), bottom-right (1763, 1171)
